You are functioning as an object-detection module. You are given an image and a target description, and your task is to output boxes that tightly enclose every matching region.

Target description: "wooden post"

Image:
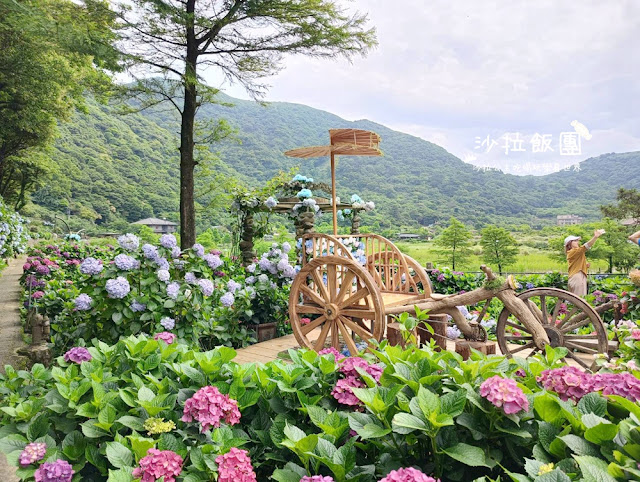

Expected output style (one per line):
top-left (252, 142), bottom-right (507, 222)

top-left (331, 152), bottom-right (337, 235)
top-left (418, 314), bottom-right (448, 351)
top-left (455, 340), bottom-right (496, 360)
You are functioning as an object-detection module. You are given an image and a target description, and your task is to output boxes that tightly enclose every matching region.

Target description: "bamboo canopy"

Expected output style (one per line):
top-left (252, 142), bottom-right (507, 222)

top-left (284, 129), bottom-right (382, 235)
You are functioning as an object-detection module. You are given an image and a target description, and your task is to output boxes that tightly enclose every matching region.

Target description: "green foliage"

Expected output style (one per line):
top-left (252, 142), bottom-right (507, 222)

top-left (434, 217), bottom-right (473, 270)
top-left (480, 225), bottom-right (519, 274)
top-left (601, 188), bottom-right (640, 223)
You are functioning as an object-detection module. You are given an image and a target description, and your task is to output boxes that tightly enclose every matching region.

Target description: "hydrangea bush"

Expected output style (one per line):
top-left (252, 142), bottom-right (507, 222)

top-left (0, 338), bottom-right (639, 481)
top-left (0, 199), bottom-right (30, 260)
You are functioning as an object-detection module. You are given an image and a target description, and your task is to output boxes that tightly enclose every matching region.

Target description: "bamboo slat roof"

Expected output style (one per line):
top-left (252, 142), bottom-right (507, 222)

top-left (284, 129), bottom-right (382, 159)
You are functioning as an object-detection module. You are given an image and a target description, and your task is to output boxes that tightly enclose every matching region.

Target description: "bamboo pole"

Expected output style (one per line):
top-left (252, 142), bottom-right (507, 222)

top-left (331, 152), bottom-right (338, 235)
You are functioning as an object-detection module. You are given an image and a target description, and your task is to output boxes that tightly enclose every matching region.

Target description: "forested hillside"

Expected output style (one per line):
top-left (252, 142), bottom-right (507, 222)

top-left (32, 93), bottom-right (640, 231)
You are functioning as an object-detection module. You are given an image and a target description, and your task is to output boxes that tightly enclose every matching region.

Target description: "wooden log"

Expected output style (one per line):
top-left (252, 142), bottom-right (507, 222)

top-left (418, 314), bottom-right (448, 351)
top-left (455, 340), bottom-right (496, 360)
top-left (387, 322), bottom-right (417, 348)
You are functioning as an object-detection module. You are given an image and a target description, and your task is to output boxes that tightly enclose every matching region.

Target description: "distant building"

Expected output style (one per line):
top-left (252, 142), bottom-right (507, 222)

top-left (133, 217), bottom-right (178, 234)
top-left (397, 233), bottom-right (422, 240)
top-left (556, 215), bottom-right (583, 226)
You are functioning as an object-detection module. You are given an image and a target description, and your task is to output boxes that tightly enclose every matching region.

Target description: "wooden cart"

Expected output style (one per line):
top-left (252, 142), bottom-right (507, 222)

top-left (285, 130), bottom-right (608, 364)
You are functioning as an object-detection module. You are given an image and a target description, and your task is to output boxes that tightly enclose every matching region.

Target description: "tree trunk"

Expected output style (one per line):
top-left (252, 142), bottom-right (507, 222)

top-left (179, 0), bottom-right (198, 249)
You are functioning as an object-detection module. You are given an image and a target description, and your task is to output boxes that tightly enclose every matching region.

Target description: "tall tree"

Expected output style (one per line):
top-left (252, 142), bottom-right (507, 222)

top-left (601, 188), bottom-right (640, 224)
top-left (116, 0), bottom-right (377, 248)
top-left (434, 216), bottom-right (472, 270)
top-left (480, 225), bottom-right (518, 274)
top-left (0, 0), bottom-right (120, 207)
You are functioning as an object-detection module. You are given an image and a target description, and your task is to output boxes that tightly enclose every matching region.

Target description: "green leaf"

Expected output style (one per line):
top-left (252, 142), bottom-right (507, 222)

top-left (116, 416), bottom-right (145, 432)
top-left (559, 434), bottom-right (600, 457)
top-left (574, 455), bottom-right (617, 482)
top-left (536, 470), bottom-right (571, 482)
top-left (577, 393), bottom-right (607, 417)
top-left (137, 386), bottom-right (155, 402)
top-left (391, 412), bottom-right (428, 434)
top-left (440, 389), bottom-right (467, 417)
top-left (442, 443), bottom-right (493, 468)
top-left (107, 467), bottom-right (134, 482)
top-left (584, 422), bottom-right (618, 444)
top-left (112, 312), bottom-right (123, 324)
top-left (106, 441), bottom-right (133, 469)
top-left (27, 413), bottom-right (50, 441)
top-left (127, 435), bottom-right (156, 460)
top-left (62, 431), bottom-right (86, 461)
top-left (534, 393), bottom-right (563, 423)
top-left (417, 385), bottom-right (439, 417)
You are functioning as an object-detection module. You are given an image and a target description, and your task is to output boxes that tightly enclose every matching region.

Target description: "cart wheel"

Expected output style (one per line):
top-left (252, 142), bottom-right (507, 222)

top-left (496, 288), bottom-right (607, 368)
top-left (289, 255), bottom-right (384, 353)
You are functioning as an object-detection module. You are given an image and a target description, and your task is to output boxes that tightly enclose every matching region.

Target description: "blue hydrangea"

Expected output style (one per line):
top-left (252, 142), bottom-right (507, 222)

top-left (130, 300), bottom-right (146, 312)
top-left (160, 234), bottom-right (177, 249)
top-left (157, 269), bottom-right (170, 282)
top-left (257, 274), bottom-right (269, 284)
top-left (80, 257), bottom-right (103, 275)
top-left (203, 254), bottom-right (222, 270)
top-left (227, 280), bottom-right (241, 293)
top-left (258, 257), bottom-right (273, 272)
top-left (296, 188), bottom-right (312, 199)
top-left (197, 279), bottom-right (214, 297)
top-left (155, 257), bottom-right (170, 270)
top-left (192, 243), bottom-right (205, 257)
top-left (74, 294), bottom-right (92, 311)
top-left (220, 292), bottom-right (235, 307)
top-left (166, 282), bottom-right (180, 299)
top-left (105, 277), bottom-right (130, 299)
top-left (173, 260), bottom-right (185, 270)
top-left (481, 318), bottom-right (497, 330)
top-left (160, 317), bottom-right (175, 330)
top-left (525, 282), bottom-right (535, 289)
top-left (351, 194), bottom-right (363, 204)
top-left (282, 242), bottom-right (291, 253)
top-left (447, 326), bottom-right (462, 339)
top-left (246, 263), bottom-right (256, 273)
top-left (277, 258), bottom-right (290, 272)
top-left (245, 276), bottom-right (255, 285)
top-left (283, 265), bottom-right (296, 278)
top-left (118, 233), bottom-right (140, 251)
top-left (171, 246), bottom-right (181, 259)
top-left (114, 254), bottom-right (138, 271)
top-left (185, 272), bottom-right (197, 283)
top-left (142, 244), bottom-right (159, 260)
top-left (264, 196), bottom-right (278, 209)
top-left (457, 305), bottom-right (470, 318)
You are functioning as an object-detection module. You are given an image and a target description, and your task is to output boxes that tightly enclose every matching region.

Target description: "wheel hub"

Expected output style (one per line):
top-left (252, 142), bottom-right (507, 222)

top-left (543, 326), bottom-right (564, 347)
top-left (325, 303), bottom-right (340, 321)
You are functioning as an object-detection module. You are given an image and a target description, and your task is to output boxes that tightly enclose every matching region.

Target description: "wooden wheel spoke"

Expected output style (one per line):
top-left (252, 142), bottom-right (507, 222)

top-left (502, 335), bottom-right (533, 341)
top-left (313, 321), bottom-right (332, 351)
top-left (294, 305), bottom-right (324, 315)
top-left (505, 321), bottom-right (533, 334)
top-left (341, 309), bottom-right (377, 319)
top-left (550, 299), bottom-right (564, 326)
top-left (524, 299), bottom-right (544, 324)
top-left (508, 341), bottom-right (535, 354)
top-left (299, 285), bottom-right (326, 307)
top-left (301, 315), bottom-right (327, 335)
top-left (540, 296), bottom-right (548, 324)
top-left (338, 319), bottom-right (359, 356)
top-left (564, 334), bottom-right (600, 340)
top-left (327, 264), bottom-right (337, 301)
top-left (526, 347), bottom-right (540, 359)
top-left (565, 340), bottom-right (599, 354)
top-left (560, 318), bottom-right (592, 334)
top-left (331, 321), bottom-right (339, 349)
top-left (566, 351), bottom-right (589, 369)
top-left (555, 306), bottom-right (579, 329)
top-left (339, 288), bottom-right (370, 309)
top-left (334, 270), bottom-right (356, 304)
top-left (311, 270), bottom-right (330, 302)
top-left (340, 315), bottom-right (374, 343)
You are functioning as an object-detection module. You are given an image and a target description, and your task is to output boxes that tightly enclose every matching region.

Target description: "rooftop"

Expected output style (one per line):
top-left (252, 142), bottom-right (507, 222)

top-left (133, 217), bottom-right (178, 226)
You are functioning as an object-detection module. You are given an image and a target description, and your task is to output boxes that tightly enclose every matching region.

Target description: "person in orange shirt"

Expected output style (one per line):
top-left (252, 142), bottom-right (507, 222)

top-left (564, 229), bottom-right (605, 296)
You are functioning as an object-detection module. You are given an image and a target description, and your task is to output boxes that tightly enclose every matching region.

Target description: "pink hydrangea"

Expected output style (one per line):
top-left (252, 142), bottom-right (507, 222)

top-left (153, 332), bottom-right (176, 344)
top-left (331, 376), bottom-right (365, 406)
top-left (631, 329), bottom-right (640, 341)
top-left (480, 376), bottom-right (529, 414)
top-left (339, 357), bottom-right (383, 381)
top-left (588, 372), bottom-right (640, 402)
top-left (63, 347), bottom-right (92, 364)
top-left (379, 467), bottom-right (440, 482)
top-left (132, 448), bottom-right (183, 482)
top-left (318, 347), bottom-right (345, 361)
top-left (537, 366), bottom-right (592, 401)
top-left (34, 459), bottom-right (74, 482)
top-left (182, 386), bottom-right (241, 432)
top-left (301, 477), bottom-right (335, 482)
top-left (19, 442), bottom-right (46, 466)
top-left (215, 447), bottom-right (256, 482)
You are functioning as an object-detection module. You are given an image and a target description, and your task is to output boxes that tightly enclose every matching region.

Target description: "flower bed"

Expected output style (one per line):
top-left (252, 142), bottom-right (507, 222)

top-left (0, 199), bottom-right (29, 262)
top-left (0, 339), bottom-right (639, 481)
top-left (20, 236), bottom-right (295, 355)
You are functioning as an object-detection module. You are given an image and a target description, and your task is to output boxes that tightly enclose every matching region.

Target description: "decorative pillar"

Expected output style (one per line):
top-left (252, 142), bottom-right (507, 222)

top-left (295, 210), bottom-right (315, 260)
top-left (350, 210), bottom-right (361, 235)
top-left (239, 212), bottom-right (256, 267)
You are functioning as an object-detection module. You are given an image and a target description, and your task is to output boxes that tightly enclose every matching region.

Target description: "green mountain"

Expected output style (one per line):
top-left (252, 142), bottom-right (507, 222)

top-left (29, 93), bottom-right (640, 232)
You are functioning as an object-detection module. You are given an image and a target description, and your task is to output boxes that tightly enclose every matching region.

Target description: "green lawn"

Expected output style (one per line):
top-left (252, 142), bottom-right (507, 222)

top-left (395, 241), bottom-right (611, 274)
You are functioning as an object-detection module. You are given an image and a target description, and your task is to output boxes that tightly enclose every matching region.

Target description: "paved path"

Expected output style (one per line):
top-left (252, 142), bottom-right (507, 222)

top-left (0, 256), bottom-right (26, 482)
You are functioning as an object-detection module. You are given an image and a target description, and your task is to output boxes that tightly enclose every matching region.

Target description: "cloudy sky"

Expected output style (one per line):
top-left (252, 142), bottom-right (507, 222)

top-left (209, 0), bottom-right (640, 175)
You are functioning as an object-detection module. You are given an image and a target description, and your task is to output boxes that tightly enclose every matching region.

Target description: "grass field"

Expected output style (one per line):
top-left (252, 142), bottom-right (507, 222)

top-left (395, 241), bottom-right (611, 274)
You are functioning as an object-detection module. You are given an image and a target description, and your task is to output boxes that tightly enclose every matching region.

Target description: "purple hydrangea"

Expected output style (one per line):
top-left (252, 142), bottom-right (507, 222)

top-left (171, 246), bottom-right (181, 258)
top-left (282, 242), bottom-right (291, 253)
top-left (106, 276), bottom-right (130, 299)
top-left (157, 269), bottom-right (170, 282)
top-left (64, 347), bottom-right (92, 364)
top-left (118, 233), bottom-right (140, 251)
top-left (155, 257), bottom-right (170, 270)
top-left (80, 257), bottom-right (103, 275)
top-left (300, 477), bottom-right (334, 482)
top-left (24, 275), bottom-right (45, 289)
top-left (34, 459), bottom-right (74, 482)
top-left (166, 282), bottom-right (180, 299)
top-left (204, 253), bottom-right (223, 270)
top-left (173, 260), bottom-right (185, 270)
top-left (480, 376), bottom-right (529, 414)
top-left (160, 234), bottom-right (177, 249)
top-left (142, 244), bottom-right (159, 260)
top-left (220, 292), bottom-right (235, 307)
top-left (74, 293), bottom-right (92, 311)
top-left (246, 263), bottom-right (256, 273)
top-left (379, 467), bottom-right (439, 482)
top-left (197, 279), bottom-right (214, 297)
top-left (19, 442), bottom-right (47, 466)
top-left (525, 282), bottom-right (535, 289)
top-left (114, 254), bottom-right (138, 271)
top-left (257, 274), bottom-right (268, 284)
top-left (160, 317), bottom-right (175, 330)
top-left (283, 265), bottom-right (296, 278)
top-left (436, 273), bottom-right (445, 282)
top-left (35, 265), bottom-right (51, 276)
top-left (131, 300), bottom-right (146, 312)
top-left (245, 276), bottom-right (255, 285)
top-left (192, 243), bottom-right (205, 257)
top-left (185, 272), bottom-right (197, 284)
top-left (227, 280), bottom-right (241, 293)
